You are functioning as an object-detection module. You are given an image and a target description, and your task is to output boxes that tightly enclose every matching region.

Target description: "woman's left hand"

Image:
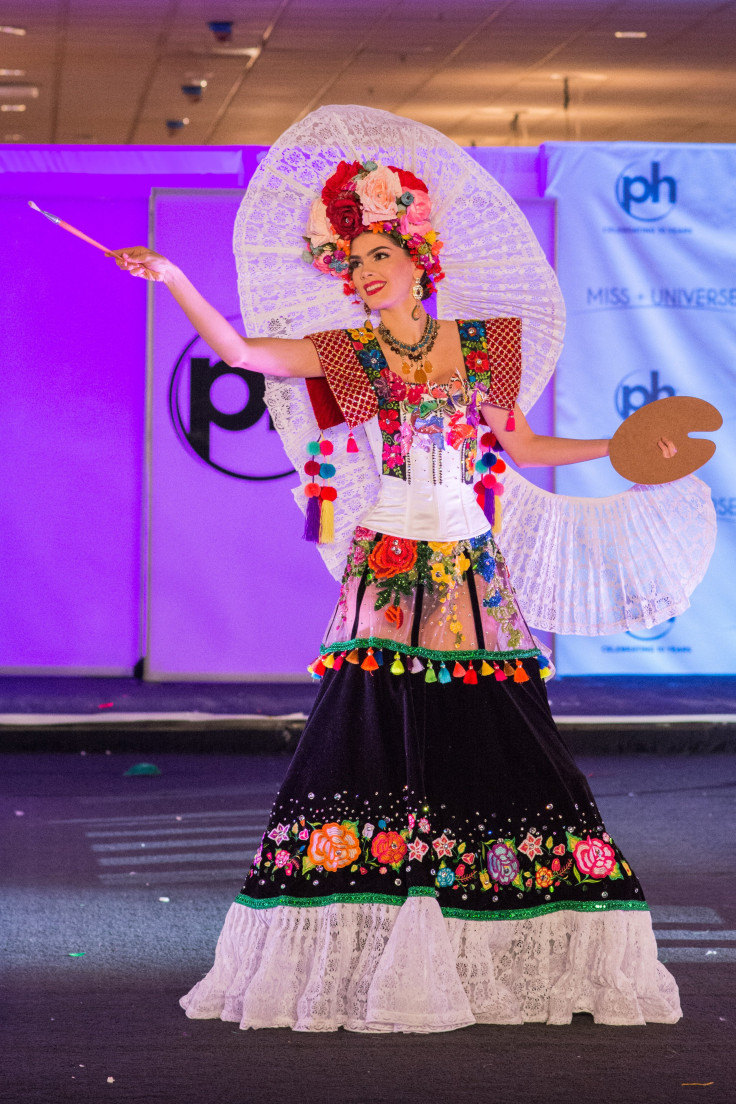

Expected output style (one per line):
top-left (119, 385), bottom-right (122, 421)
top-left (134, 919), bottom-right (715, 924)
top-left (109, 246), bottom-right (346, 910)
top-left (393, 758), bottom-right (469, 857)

top-left (657, 437), bottom-right (678, 459)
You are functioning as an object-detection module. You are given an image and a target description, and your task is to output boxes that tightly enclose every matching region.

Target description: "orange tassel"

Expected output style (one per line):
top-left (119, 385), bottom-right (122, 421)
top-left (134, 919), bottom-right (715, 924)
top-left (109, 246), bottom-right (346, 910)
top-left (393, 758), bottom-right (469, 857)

top-left (345, 649), bottom-right (360, 665)
top-left (503, 661), bottom-right (515, 677)
top-left (452, 661), bottom-right (466, 678)
top-left (361, 647), bottom-right (379, 672)
top-left (463, 662), bottom-right (478, 685)
top-left (513, 659), bottom-right (530, 683)
top-left (493, 662), bottom-right (507, 681)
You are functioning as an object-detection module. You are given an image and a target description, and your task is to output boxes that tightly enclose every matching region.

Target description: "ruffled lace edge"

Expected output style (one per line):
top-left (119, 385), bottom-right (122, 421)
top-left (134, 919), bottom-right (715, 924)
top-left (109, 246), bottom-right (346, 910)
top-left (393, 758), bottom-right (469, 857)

top-left (180, 896), bottom-right (681, 1033)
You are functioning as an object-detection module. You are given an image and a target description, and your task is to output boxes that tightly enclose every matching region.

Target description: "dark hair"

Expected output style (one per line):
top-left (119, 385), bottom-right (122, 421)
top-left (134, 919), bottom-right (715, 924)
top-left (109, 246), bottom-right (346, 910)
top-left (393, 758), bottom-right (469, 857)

top-left (384, 229), bottom-right (434, 300)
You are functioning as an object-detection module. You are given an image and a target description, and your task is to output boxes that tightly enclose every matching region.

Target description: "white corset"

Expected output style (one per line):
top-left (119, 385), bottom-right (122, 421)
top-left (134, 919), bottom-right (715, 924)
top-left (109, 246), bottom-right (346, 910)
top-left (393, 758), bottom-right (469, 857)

top-left (359, 413), bottom-right (489, 542)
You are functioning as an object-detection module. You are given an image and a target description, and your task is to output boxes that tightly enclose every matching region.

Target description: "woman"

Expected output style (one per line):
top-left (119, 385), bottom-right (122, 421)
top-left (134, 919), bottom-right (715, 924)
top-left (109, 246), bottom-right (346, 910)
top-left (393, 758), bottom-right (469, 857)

top-left (114, 119), bottom-right (695, 1032)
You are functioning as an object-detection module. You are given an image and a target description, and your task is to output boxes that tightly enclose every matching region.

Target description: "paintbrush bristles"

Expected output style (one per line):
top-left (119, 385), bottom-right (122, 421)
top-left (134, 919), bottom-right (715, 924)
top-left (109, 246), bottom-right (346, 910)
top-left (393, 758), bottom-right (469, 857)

top-left (28, 200), bottom-right (41, 211)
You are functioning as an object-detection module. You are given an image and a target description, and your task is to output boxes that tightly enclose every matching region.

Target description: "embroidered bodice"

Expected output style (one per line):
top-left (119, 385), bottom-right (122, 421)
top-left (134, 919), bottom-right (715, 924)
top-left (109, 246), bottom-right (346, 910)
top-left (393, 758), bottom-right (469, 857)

top-left (347, 322), bottom-right (495, 541)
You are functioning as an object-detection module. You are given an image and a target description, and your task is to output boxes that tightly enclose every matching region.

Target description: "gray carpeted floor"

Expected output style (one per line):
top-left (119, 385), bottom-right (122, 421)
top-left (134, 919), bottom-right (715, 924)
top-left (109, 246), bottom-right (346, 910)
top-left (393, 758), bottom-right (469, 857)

top-left (2, 752), bottom-right (735, 1104)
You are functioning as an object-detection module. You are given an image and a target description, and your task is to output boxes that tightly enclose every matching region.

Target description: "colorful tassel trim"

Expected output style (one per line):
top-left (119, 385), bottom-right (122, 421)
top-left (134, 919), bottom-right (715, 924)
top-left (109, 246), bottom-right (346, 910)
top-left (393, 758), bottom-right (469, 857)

top-left (474, 431), bottom-right (507, 536)
top-left (308, 647), bottom-right (545, 683)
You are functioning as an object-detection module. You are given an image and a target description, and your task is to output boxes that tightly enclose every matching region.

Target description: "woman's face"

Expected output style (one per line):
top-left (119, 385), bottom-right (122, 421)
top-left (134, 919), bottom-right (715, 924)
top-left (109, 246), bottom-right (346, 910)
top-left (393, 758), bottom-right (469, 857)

top-left (347, 233), bottom-right (420, 311)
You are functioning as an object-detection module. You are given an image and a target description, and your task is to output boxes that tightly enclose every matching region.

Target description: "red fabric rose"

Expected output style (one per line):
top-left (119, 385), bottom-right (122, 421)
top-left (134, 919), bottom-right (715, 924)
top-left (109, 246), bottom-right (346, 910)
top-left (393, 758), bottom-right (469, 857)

top-left (322, 160), bottom-right (363, 203)
top-left (389, 166), bottom-right (429, 194)
top-left (378, 407), bottom-right (400, 432)
top-left (325, 193), bottom-right (364, 241)
top-left (371, 830), bottom-right (408, 865)
top-left (368, 536), bottom-right (417, 579)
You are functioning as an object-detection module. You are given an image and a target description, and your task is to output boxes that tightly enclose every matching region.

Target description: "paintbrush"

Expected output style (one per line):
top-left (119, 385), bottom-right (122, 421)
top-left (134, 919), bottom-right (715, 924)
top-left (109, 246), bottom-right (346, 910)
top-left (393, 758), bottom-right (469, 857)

top-left (28, 200), bottom-right (120, 257)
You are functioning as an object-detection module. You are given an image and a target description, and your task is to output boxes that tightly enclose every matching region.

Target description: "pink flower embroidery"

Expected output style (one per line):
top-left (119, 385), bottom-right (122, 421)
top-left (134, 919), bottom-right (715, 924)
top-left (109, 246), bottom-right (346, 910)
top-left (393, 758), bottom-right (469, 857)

top-left (274, 850), bottom-right (290, 867)
top-left (268, 823), bottom-right (290, 845)
top-left (518, 831), bottom-right (544, 860)
top-left (407, 813), bottom-right (416, 830)
top-left (418, 818), bottom-right (431, 834)
top-left (573, 836), bottom-right (617, 879)
top-left (552, 843), bottom-right (566, 856)
top-left (298, 829), bottom-right (309, 840)
top-left (407, 839), bottom-right (429, 862)
top-left (463, 853), bottom-right (476, 865)
top-left (433, 834), bottom-right (455, 858)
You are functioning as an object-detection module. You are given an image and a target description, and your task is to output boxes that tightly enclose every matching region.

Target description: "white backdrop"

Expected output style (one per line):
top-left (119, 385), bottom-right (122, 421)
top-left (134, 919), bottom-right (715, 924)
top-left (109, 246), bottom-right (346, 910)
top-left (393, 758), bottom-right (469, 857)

top-left (543, 143), bottom-right (736, 674)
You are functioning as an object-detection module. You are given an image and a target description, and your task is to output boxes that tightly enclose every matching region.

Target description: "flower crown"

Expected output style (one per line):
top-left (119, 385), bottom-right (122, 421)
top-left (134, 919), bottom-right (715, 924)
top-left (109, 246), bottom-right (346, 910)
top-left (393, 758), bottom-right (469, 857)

top-left (302, 160), bottom-right (445, 297)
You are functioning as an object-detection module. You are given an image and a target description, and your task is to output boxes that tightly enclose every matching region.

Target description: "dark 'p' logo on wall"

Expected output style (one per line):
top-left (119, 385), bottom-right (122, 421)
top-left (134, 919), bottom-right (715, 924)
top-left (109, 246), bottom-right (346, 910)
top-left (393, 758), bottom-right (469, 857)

top-left (169, 321), bottom-right (294, 480)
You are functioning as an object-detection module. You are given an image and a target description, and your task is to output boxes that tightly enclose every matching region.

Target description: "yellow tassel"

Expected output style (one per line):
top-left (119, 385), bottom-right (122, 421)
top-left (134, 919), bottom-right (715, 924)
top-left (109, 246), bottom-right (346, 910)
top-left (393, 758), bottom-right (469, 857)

top-left (390, 652), bottom-right (405, 675)
top-left (322, 652), bottom-right (335, 668)
top-left (319, 497), bottom-right (335, 544)
top-left (480, 660), bottom-right (494, 676)
top-left (492, 497), bottom-right (503, 536)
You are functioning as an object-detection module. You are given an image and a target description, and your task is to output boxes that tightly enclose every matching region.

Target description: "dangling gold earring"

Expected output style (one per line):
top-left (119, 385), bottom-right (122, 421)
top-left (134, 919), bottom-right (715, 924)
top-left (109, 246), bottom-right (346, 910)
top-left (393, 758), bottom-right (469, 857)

top-left (363, 300), bottom-right (372, 319)
top-left (411, 278), bottom-right (423, 321)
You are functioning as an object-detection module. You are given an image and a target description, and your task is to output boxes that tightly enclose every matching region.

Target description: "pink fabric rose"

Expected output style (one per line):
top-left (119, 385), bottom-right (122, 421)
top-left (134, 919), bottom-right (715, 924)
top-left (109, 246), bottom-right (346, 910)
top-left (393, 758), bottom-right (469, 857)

top-left (399, 190), bottom-right (433, 237)
top-left (355, 165), bottom-right (401, 224)
top-left (573, 836), bottom-right (617, 879)
top-left (312, 253), bottom-right (333, 275)
top-left (306, 198), bottom-right (335, 248)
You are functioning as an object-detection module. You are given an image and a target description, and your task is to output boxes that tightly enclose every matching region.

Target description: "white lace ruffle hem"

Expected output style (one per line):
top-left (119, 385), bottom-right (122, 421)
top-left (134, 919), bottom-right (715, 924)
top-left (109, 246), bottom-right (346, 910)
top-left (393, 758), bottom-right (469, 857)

top-left (180, 897), bottom-right (681, 1032)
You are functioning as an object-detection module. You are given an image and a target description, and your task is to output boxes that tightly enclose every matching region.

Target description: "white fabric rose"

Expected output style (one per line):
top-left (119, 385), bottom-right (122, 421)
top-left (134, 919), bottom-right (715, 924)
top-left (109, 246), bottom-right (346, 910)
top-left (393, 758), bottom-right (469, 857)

top-left (306, 198), bottom-right (336, 247)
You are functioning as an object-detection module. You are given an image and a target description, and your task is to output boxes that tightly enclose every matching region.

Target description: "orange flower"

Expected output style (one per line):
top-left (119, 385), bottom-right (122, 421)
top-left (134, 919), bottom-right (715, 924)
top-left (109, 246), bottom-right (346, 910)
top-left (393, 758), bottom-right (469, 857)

top-left (370, 830), bottom-right (408, 865)
top-left (368, 536), bottom-right (417, 579)
top-left (384, 604), bottom-right (404, 628)
top-left (535, 866), bottom-right (554, 889)
top-left (307, 823), bottom-right (361, 872)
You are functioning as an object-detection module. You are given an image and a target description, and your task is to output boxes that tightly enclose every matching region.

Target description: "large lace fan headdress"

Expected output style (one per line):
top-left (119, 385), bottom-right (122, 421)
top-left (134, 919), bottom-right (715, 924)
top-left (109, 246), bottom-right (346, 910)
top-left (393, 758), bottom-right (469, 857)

top-left (234, 105), bottom-right (565, 580)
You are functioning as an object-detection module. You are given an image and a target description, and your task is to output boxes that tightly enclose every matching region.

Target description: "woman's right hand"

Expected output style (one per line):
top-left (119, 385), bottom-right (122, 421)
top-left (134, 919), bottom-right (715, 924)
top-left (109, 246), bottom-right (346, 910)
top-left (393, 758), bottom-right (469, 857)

top-left (108, 247), bottom-right (175, 282)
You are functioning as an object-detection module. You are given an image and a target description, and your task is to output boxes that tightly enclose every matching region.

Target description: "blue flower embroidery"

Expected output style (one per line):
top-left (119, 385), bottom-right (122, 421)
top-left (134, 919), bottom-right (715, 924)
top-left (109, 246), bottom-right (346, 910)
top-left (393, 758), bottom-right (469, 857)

top-left (483, 590), bottom-right (503, 609)
top-left (436, 867), bottom-right (455, 888)
top-left (476, 550), bottom-right (496, 582)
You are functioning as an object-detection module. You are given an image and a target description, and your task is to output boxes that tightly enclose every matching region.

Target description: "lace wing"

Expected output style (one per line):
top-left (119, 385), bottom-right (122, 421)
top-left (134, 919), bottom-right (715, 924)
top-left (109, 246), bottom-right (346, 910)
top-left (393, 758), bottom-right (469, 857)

top-left (497, 469), bottom-right (717, 635)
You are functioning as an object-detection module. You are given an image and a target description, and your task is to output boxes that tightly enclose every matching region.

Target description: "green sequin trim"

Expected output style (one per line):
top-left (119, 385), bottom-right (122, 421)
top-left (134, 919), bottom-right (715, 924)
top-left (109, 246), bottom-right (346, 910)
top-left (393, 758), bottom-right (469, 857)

top-left (235, 891), bottom-right (406, 910)
top-left (321, 638), bottom-right (540, 663)
top-left (234, 892), bottom-right (649, 922)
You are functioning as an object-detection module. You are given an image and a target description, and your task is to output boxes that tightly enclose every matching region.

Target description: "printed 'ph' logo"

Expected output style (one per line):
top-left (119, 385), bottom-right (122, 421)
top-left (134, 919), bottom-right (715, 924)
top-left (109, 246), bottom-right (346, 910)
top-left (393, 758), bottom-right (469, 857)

top-left (615, 161), bottom-right (677, 222)
top-left (169, 323), bottom-right (294, 481)
top-left (615, 370), bottom-right (676, 420)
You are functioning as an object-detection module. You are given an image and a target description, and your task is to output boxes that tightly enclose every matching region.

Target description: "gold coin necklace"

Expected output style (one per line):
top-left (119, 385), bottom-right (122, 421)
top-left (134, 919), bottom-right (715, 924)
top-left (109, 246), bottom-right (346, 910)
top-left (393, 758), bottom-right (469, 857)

top-left (377, 314), bottom-right (440, 385)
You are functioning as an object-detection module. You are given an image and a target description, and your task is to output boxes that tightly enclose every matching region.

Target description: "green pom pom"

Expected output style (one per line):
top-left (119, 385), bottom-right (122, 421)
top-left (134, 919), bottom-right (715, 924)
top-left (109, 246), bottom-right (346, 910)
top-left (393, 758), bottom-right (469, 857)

top-left (306, 441), bottom-right (321, 455)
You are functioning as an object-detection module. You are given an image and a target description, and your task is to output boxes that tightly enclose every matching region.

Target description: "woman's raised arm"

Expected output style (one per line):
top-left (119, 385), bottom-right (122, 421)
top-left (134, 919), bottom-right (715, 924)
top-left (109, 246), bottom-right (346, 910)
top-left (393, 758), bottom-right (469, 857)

top-left (112, 247), bottom-right (323, 378)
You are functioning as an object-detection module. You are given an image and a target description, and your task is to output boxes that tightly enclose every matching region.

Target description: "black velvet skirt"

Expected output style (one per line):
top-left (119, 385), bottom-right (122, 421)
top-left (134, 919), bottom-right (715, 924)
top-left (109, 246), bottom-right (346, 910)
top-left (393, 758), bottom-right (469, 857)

top-left (237, 657), bottom-right (646, 924)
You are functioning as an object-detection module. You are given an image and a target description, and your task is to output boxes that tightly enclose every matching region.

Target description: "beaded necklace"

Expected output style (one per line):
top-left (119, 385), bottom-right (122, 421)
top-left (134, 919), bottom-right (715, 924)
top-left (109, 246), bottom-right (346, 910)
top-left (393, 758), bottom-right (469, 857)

top-left (377, 314), bottom-right (440, 385)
